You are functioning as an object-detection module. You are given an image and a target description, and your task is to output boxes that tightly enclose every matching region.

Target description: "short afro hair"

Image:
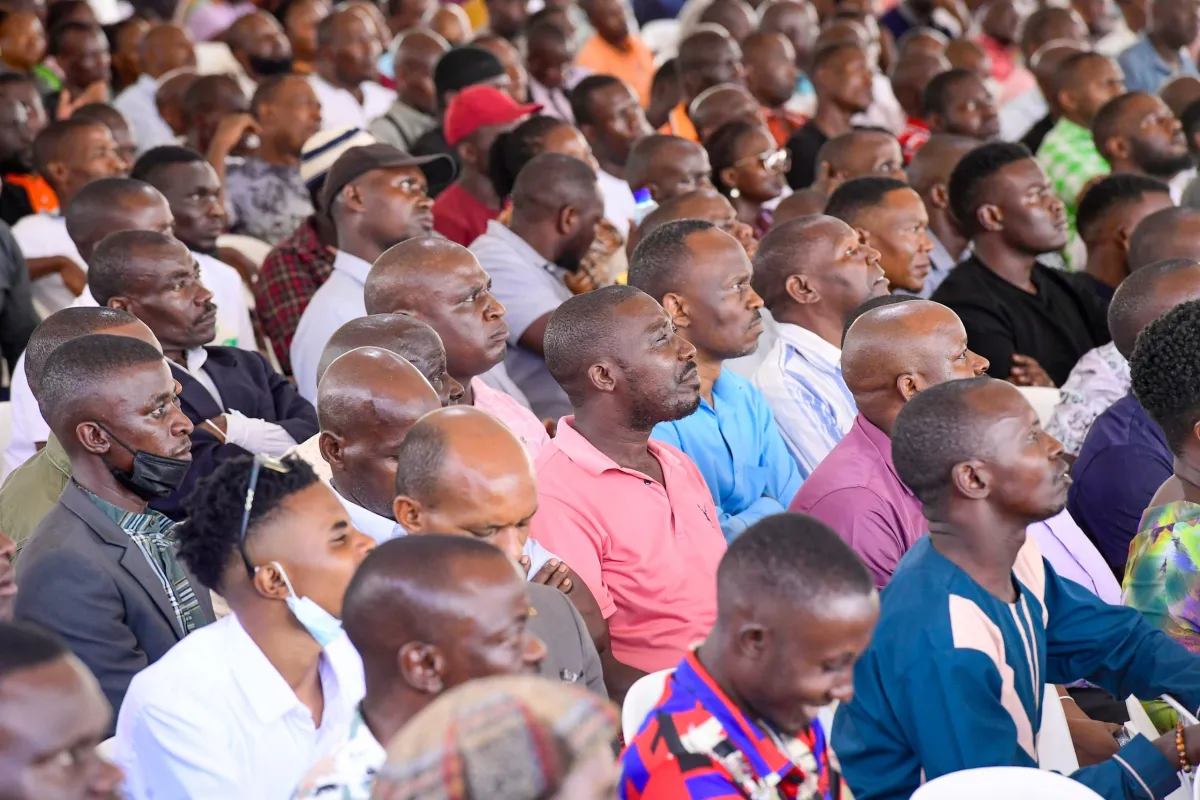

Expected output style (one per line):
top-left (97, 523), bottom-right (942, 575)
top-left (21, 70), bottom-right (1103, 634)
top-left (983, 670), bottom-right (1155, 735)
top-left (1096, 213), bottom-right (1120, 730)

top-left (47, 20), bottom-right (99, 57)
top-left (947, 141), bottom-right (1031, 237)
top-left (38, 334), bottom-right (164, 432)
top-left (177, 454), bottom-right (319, 591)
top-left (488, 114), bottom-right (574, 199)
top-left (1074, 173), bottom-right (1171, 243)
top-left (1109, 258), bottom-right (1200, 358)
top-left (628, 219), bottom-right (716, 302)
top-left (892, 375), bottom-right (996, 508)
top-left (544, 285), bottom-right (645, 406)
top-left (433, 45), bottom-right (505, 103)
top-left (1131, 299), bottom-right (1200, 455)
top-left (130, 144), bottom-right (207, 186)
top-left (922, 68), bottom-right (975, 117)
top-left (717, 513), bottom-right (875, 611)
top-left (88, 229), bottom-right (183, 306)
top-left (825, 176), bottom-right (911, 226)
top-left (0, 621), bottom-right (70, 680)
top-left (32, 118), bottom-right (107, 181)
top-left (1091, 92), bottom-right (1147, 163)
top-left (570, 73), bottom-right (624, 128)
top-left (23, 307), bottom-right (140, 396)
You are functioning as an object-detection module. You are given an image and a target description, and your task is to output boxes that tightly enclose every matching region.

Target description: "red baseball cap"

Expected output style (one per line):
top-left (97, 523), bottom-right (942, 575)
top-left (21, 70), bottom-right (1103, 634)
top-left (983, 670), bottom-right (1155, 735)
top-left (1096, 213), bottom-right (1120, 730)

top-left (444, 85), bottom-right (542, 146)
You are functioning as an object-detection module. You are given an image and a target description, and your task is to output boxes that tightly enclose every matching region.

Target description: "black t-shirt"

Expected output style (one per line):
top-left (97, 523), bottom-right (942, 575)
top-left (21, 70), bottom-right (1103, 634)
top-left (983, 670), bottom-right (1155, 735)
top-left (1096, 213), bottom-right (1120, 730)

top-left (1021, 114), bottom-right (1056, 155)
top-left (930, 254), bottom-right (1111, 386)
top-left (0, 181), bottom-right (33, 227)
top-left (1067, 271), bottom-right (1117, 323)
top-left (786, 120), bottom-right (830, 190)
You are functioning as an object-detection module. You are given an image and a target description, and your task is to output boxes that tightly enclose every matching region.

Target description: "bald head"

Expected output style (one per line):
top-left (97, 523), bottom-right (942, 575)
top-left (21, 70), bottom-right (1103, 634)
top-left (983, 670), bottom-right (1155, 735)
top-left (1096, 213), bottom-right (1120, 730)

top-left (509, 152), bottom-right (602, 238)
top-left (689, 83), bottom-right (762, 142)
top-left (905, 133), bottom-right (977, 196)
top-left (64, 178), bottom-right (174, 264)
top-left (817, 129), bottom-right (904, 183)
top-left (316, 314), bottom-right (457, 406)
top-left (317, 346), bottom-right (441, 518)
top-left (364, 236), bottom-right (471, 315)
top-left (1129, 207), bottom-right (1200, 270)
top-left (699, 0), bottom-right (757, 43)
top-left (1163, 75), bottom-right (1200, 117)
top-left (626, 134), bottom-right (713, 201)
top-left (140, 24), bottom-right (195, 79)
top-left (753, 214), bottom-right (875, 311)
top-left (627, 188), bottom-right (741, 252)
top-left (396, 28), bottom-right (448, 59)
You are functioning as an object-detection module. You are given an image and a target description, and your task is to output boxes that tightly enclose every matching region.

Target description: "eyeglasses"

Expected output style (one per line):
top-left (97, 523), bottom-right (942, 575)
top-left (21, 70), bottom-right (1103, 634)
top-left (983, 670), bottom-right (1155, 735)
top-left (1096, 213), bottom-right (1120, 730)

top-left (237, 453), bottom-right (292, 579)
top-left (735, 148), bottom-right (791, 173)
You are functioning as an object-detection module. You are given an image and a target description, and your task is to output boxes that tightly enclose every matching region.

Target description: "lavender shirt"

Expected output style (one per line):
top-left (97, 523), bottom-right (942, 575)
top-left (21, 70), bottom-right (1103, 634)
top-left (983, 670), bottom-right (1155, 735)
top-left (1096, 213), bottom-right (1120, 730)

top-left (790, 412), bottom-right (1122, 602)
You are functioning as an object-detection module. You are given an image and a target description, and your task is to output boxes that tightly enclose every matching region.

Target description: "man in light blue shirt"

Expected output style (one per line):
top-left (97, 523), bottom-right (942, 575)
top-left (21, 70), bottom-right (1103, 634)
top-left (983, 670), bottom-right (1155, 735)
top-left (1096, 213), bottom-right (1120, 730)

top-left (290, 143), bottom-right (453, 400)
top-left (629, 220), bottom-right (803, 541)
top-left (1118, 0), bottom-right (1199, 93)
top-left (751, 215), bottom-right (891, 478)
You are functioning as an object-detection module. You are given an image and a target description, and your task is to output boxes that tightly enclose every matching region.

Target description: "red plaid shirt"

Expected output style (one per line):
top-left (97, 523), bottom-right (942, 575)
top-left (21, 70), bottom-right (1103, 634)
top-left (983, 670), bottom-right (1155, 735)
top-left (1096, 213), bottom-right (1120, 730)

top-left (253, 216), bottom-right (336, 375)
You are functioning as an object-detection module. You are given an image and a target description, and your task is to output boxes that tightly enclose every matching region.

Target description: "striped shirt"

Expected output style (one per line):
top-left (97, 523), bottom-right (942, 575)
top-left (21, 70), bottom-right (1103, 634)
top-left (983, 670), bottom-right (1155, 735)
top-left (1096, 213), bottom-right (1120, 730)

top-left (83, 488), bottom-right (207, 636)
top-left (752, 322), bottom-right (857, 479)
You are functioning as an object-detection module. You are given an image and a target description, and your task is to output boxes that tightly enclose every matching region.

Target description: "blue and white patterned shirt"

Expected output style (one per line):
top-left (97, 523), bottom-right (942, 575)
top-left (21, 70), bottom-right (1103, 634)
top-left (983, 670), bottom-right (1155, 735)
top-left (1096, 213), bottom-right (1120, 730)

top-left (752, 322), bottom-right (857, 479)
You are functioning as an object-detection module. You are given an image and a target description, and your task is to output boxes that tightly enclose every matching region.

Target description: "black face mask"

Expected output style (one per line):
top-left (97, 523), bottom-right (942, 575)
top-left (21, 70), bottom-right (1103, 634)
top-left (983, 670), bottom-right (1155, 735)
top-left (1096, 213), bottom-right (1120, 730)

top-left (249, 54), bottom-right (296, 77)
top-left (94, 422), bottom-right (192, 501)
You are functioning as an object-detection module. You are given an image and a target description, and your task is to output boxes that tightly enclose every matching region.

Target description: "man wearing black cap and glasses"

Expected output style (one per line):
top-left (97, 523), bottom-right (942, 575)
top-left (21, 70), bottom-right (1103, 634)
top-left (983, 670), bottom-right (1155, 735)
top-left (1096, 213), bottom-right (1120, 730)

top-left (15, 333), bottom-right (215, 729)
top-left (291, 141), bottom-right (455, 401)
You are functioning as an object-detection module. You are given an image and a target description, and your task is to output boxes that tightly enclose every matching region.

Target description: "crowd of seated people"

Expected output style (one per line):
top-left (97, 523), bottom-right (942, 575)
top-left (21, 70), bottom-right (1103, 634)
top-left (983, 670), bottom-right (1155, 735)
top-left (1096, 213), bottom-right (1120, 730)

top-left (13, 0), bottom-right (1200, 797)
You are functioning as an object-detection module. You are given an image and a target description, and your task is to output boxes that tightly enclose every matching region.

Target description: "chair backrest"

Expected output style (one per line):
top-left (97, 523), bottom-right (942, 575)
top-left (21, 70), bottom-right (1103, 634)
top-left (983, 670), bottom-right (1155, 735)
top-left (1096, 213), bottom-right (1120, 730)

top-left (912, 767), bottom-right (1105, 799)
top-left (621, 669), bottom-right (673, 743)
top-left (1017, 386), bottom-right (1062, 427)
top-left (1036, 685), bottom-right (1079, 774)
top-left (0, 402), bottom-right (12, 459)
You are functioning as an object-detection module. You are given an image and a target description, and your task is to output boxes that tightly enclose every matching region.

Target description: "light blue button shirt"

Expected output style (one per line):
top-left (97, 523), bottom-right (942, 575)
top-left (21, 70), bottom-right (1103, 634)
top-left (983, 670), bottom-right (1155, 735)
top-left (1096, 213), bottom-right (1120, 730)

top-left (752, 322), bottom-right (858, 479)
top-left (333, 489), bottom-right (558, 574)
top-left (651, 369), bottom-right (803, 542)
top-left (1118, 34), bottom-right (1199, 93)
top-left (291, 250), bottom-right (372, 403)
top-left (113, 74), bottom-right (179, 156)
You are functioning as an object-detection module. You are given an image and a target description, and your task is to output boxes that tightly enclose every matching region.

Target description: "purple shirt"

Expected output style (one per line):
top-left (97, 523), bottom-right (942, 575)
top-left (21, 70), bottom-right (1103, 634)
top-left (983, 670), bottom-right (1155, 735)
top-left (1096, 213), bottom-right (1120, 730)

top-left (789, 414), bottom-right (925, 589)
top-left (790, 412), bottom-right (1123, 602)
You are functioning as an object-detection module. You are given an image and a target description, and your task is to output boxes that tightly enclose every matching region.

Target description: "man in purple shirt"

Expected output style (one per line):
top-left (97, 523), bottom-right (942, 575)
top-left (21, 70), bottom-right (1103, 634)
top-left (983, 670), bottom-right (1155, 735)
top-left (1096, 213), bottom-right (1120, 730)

top-left (789, 299), bottom-right (989, 587)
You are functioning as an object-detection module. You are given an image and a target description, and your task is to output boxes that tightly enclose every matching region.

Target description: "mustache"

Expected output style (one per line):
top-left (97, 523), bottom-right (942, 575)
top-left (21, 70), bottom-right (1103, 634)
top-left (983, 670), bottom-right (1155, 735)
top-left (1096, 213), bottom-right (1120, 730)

top-left (679, 361), bottom-right (698, 383)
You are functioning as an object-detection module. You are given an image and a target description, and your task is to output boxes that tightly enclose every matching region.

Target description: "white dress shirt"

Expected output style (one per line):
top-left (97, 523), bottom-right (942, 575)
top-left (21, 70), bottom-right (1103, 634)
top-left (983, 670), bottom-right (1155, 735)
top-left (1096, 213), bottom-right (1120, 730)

top-left (725, 308), bottom-right (779, 381)
top-left (113, 74), bottom-right (178, 156)
top-left (309, 74), bottom-right (396, 131)
top-left (752, 321), bottom-right (858, 479)
top-left (332, 487), bottom-right (558, 572)
top-left (596, 168), bottom-right (637, 238)
top-left (12, 213), bottom-right (85, 314)
top-left (1000, 87), bottom-right (1048, 143)
top-left (113, 613), bottom-right (365, 800)
top-left (191, 251), bottom-right (256, 351)
top-left (291, 250), bottom-right (372, 402)
top-left (181, 348), bottom-right (299, 455)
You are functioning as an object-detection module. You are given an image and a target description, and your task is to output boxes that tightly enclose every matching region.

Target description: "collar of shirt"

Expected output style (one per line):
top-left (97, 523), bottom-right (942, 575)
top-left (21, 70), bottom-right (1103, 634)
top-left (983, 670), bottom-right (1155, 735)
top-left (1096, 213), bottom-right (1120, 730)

top-left (927, 231), bottom-right (963, 275)
top-left (671, 650), bottom-right (830, 790)
top-left (478, 219), bottom-right (565, 278)
top-left (775, 321), bottom-right (842, 372)
top-left (1129, 33), bottom-right (1195, 76)
top-left (78, 483), bottom-right (177, 535)
top-left (856, 414), bottom-right (913, 498)
top-left (1046, 116), bottom-right (1095, 146)
top-left (181, 346), bottom-right (226, 410)
top-left (551, 415), bottom-right (687, 479)
top-left (332, 248), bottom-right (373, 285)
top-left (333, 488), bottom-right (405, 543)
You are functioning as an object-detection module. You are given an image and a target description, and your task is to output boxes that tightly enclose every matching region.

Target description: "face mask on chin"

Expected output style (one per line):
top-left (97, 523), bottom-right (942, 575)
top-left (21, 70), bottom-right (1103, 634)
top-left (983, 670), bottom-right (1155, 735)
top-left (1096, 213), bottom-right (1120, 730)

top-left (93, 422), bottom-right (191, 501)
top-left (271, 561), bottom-right (345, 647)
top-left (249, 54), bottom-right (296, 77)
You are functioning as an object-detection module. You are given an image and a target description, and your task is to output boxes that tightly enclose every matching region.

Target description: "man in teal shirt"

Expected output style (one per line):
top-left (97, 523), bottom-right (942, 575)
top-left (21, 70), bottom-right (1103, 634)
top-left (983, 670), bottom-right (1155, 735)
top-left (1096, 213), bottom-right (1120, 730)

top-left (630, 219), bottom-right (802, 540)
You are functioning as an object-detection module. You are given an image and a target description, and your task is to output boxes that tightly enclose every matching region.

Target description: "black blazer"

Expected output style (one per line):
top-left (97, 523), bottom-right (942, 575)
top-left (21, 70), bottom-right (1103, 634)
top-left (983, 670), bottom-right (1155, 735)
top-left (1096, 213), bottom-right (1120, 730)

top-left (153, 346), bottom-right (318, 519)
top-left (15, 482), bottom-right (215, 725)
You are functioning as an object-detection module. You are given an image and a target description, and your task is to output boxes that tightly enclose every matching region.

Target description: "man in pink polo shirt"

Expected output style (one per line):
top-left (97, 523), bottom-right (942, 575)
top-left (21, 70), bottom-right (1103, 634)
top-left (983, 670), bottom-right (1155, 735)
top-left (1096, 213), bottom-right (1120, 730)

top-left (363, 235), bottom-right (549, 456)
top-left (532, 285), bottom-right (727, 700)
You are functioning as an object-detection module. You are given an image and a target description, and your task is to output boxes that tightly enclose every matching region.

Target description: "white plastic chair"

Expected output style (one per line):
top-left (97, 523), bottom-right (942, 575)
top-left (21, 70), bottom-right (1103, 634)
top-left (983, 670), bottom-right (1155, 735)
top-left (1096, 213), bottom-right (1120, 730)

top-left (621, 669), bottom-right (672, 743)
top-left (1017, 386), bottom-right (1062, 427)
top-left (96, 737), bottom-right (115, 760)
top-left (913, 767), bottom-right (1105, 799)
top-left (0, 402), bottom-right (11, 457)
top-left (640, 19), bottom-right (682, 61)
top-left (193, 42), bottom-right (241, 76)
top-left (1126, 695), bottom-right (1194, 800)
top-left (1038, 685), bottom-right (1079, 774)
top-left (216, 234), bottom-right (272, 269)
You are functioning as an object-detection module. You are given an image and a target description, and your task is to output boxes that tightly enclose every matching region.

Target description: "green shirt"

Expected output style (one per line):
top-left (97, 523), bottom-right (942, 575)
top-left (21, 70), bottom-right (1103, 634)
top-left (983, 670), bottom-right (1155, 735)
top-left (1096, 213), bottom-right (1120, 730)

top-left (0, 434), bottom-right (70, 557)
top-left (1036, 117), bottom-right (1111, 231)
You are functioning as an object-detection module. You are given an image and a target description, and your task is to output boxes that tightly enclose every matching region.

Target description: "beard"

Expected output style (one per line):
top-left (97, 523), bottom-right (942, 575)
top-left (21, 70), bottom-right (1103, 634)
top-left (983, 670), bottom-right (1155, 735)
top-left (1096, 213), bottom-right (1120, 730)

top-left (249, 54), bottom-right (296, 77)
top-left (623, 360), bottom-right (702, 430)
top-left (1132, 139), bottom-right (1194, 179)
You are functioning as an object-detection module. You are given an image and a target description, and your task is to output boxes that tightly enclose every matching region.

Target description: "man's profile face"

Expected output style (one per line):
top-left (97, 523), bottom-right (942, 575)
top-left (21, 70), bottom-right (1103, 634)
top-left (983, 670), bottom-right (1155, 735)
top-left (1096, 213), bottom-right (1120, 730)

top-left (671, 228), bottom-right (764, 361)
top-left (858, 188), bottom-right (934, 293)
top-left (989, 159), bottom-right (1068, 255)
top-left (87, 362), bottom-right (193, 474)
top-left (940, 74), bottom-right (999, 140)
top-left (118, 243), bottom-right (218, 351)
top-left (0, 656), bottom-right (123, 800)
top-left (646, 142), bottom-right (714, 201)
top-left (612, 294), bottom-right (702, 429)
top-left (410, 258), bottom-right (509, 380)
top-left (157, 161), bottom-right (227, 253)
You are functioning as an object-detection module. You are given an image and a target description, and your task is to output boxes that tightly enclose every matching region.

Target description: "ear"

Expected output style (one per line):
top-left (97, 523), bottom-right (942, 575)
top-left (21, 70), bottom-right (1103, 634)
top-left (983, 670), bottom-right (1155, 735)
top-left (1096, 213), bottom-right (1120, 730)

top-left (317, 431), bottom-right (345, 472)
top-left (587, 360), bottom-right (616, 393)
top-left (976, 202), bottom-right (1003, 233)
top-left (735, 621), bottom-right (769, 659)
top-left (719, 165), bottom-right (739, 190)
top-left (399, 642), bottom-right (445, 694)
top-left (457, 139), bottom-right (478, 167)
top-left (1056, 89), bottom-right (1076, 116)
top-left (784, 272), bottom-right (820, 305)
top-left (895, 372), bottom-right (920, 403)
top-left (661, 291), bottom-right (690, 329)
top-left (929, 182), bottom-right (950, 211)
top-left (558, 203), bottom-right (580, 236)
top-left (250, 559), bottom-right (291, 601)
top-left (646, 182), bottom-right (662, 203)
top-left (75, 420), bottom-right (112, 456)
top-left (392, 495), bottom-right (423, 531)
top-left (1104, 136), bottom-right (1130, 163)
top-left (44, 159), bottom-right (68, 188)
top-left (951, 459), bottom-right (991, 501)
top-left (106, 295), bottom-right (132, 312)
top-left (927, 112), bottom-right (944, 133)
top-left (1115, 222), bottom-right (1134, 253)
top-left (342, 182), bottom-right (367, 213)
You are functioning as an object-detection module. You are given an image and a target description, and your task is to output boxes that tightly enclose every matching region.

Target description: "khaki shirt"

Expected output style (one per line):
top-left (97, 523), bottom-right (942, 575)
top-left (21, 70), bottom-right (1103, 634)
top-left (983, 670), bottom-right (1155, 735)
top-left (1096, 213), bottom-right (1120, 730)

top-left (0, 433), bottom-right (69, 556)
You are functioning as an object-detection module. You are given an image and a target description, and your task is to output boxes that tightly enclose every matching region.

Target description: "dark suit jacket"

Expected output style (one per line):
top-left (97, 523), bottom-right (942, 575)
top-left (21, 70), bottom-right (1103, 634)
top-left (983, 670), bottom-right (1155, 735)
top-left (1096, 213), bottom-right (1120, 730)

top-left (153, 346), bottom-right (318, 519)
top-left (528, 583), bottom-right (607, 699)
top-left (15, 482), bottom-right (215, 724)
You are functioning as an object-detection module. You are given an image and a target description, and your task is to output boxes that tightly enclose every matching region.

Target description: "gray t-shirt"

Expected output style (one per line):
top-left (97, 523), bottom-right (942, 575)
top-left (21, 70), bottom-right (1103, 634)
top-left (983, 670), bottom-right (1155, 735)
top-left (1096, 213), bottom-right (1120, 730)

top-left (225, 157), bottom-right (314, 245)
top-left (470, 220), bottom-right (574, 420)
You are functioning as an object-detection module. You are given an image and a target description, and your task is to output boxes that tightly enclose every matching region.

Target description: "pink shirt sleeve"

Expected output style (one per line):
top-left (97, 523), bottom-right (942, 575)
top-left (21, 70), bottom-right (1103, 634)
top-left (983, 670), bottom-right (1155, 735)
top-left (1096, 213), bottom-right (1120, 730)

top-left (806, 487), bottom-right (909, 590)
top-left (531, 495), bottom-right (617, 619)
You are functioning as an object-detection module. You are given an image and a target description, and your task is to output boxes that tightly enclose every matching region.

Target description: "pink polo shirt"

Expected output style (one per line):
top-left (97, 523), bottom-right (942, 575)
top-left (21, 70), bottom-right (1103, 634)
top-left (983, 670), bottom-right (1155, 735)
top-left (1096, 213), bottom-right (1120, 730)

top-left (470, 377), bottom-right (550, 459)
top-left (531, 417), bottom-right (726, 673)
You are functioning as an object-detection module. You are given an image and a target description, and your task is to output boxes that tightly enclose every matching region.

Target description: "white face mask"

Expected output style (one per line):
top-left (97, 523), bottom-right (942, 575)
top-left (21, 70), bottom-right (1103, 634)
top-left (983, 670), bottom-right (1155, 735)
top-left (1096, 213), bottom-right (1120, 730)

top-left (271, 561), bottom-right (344, 647)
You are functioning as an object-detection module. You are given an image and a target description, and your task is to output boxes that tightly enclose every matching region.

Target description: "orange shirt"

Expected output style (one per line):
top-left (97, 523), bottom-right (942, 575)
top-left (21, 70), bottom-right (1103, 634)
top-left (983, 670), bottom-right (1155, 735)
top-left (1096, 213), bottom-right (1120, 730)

top-left (575, 33), bottom-right (656, 107)
top-left (762, 106), bottom-right (808, 147)
top-left (658, 102), bottom-right (699, 142)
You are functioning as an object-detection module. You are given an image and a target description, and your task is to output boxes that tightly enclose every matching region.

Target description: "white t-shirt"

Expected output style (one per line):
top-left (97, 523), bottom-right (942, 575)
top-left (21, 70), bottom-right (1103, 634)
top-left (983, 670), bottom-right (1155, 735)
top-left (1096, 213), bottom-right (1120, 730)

top-left (597, 169), bottom-right (637, 238)
top-left (309, 74), bottom-right (396, 131)
top-left (191, 251), bottom-right (256, 351)
top-left (11, 214), bottom-right (84, 315)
